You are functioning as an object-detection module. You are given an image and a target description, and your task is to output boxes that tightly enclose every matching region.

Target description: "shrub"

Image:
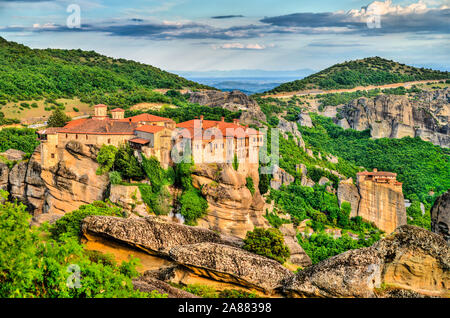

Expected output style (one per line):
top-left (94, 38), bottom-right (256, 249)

top-left (232, 153), bottom-right (239, 171)
top-left (50, 201), bottom-right (124, 241)
top-left (109, 171), bottom-right (122, 185)
top-left (114, 145), bottom-right (145, 181)
top-left (246, 176), bottom-right (255, 195)
top-left (96, 145), bottom-right (118, 175)
top-left (179, 188), bottom-right (208, 225)
top-left (31, 102), bottom-right (38, 108)
top-left (73, 107), bottom-right (79, 112)
top-left (242, 228), bottom-right (290, 264)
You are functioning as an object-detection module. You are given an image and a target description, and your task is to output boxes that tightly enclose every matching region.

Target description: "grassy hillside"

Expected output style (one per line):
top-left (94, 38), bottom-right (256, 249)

top-left (0, 37), bottom-right (212, 104)
top-left (267, 57), bottom-right (449, 93)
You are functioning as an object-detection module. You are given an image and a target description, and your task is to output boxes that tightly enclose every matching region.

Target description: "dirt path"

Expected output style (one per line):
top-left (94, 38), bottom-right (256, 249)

top-left (262, 79), bottom-right (442, 99)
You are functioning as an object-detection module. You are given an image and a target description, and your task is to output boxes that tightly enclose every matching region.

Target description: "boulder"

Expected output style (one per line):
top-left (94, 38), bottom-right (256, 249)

top-left (431, 190), bottom-right (450, 243)
top-left (298, 113), bottom-right (313, 128)
top-left (283, 225), bottom-right (450, 298)
top-left (169, 242), bottom-right (293, 293)
top-left (0, 149), bottom-right (26, 161)
top-left (81, 215), bottom-right (242, 256)
top-left (337, 178), bottom-right (360, 218)
top-left (0, 162), bottom-right (9, 191)
top-left (279, 223), bottom-right (312, 267)
top-left (109, 184), bottom-right (149, 217)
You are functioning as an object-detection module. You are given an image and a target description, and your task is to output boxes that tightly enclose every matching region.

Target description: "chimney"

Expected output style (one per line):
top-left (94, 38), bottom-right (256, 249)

top-left (221, 116), bottom-right (225, 122)
top-left (233, 118), bottom-right (239, 125)
top-left (373, 168), bottom-right (378, 172)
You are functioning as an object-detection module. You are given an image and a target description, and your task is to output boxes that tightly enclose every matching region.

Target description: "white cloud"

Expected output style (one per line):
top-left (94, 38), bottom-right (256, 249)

top-left (213, 42), bottom-right (266, 50)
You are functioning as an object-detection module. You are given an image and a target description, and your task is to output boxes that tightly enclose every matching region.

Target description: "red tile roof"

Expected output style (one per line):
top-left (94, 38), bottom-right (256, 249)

top-left (121, 113), bottom-right (173, 123)
top-left (94, 104), bottom-right (107, 108)
top-left (37, 127), bottom-right (61, 135)
top-left (129, 138), bottom-right (150, 145)
top-left (135, 125), bottom-right (165, 134)
top-left (176, 119), bottom-right (260, 139)
top-left (59, 118), bottom-right (138, 135)
top-left (111, 108), bottom-right (125, 112)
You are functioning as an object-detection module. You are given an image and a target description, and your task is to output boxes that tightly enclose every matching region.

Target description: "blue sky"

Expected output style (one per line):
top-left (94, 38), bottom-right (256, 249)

top-left (0, 0), bottom-right (449, 73)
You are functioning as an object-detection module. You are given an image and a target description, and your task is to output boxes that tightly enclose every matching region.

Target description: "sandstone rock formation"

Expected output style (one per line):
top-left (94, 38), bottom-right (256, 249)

top-left (0, 149), bottom-right (25, 161)
top-left (337, 178), bottom-right (360, 217)
top-left (109, 184), bottom-right (149, 217)
top-left (337, 175), bottom-right (407, 234)
top-left (269, 165), bottom-right (294, 190)
top-left (189, 90), bottom-right (266, 126)
top-left (82, 215), bottom-right (242, 256)
top-left (2, 142), bottom-right (110, 224)
top-left (356, 175), bottom-right (407, 234)
top-left (278, 118), bottom-right (306, 150)
top-left (431, 190), bottom-right (450, 243)
top-left (338, 89), bottom-right (450, 147)
top-left (192, 163), bottom-right (269, 238)
top-left (169, 242), bottom-right (293, 293)
top-left (279, 223), bottom-right (312, 267)
top-left (283, 225), bottom-right (449, 298)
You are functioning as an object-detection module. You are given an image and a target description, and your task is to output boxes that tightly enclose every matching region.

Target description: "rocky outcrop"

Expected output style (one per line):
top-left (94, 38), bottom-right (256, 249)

top-left (338, 175), bottom-right (407, 233)
top-left (0, 149), bottom-right (25, 161)
top-left (431, 190), bottom-right (450, 243)
top-left (109, 184), bottom-right (149, 217)
top-left (269, 165), bottom-right (294, 190)
top-left (189, 90), bottom-right (266, 126)
top-left (298, 112), bottom-right (313, 128)
top-left (278, 118), bottom-right (306, 150)
top-left (192, 163), bottom-right (269, 238)
top-left (279, 223), bottom-right (312, 267)
top-left (356, 176), bottom-right (407, 234)
top-left (337, 178), bottom-right (360, 218)
top-left (82, 215), bottom-right (242, 257)
top-left (283, 225), bottom-right (449, 298)
top-left (2, 142), bottom-right (110, 224)
top-left (338, 89), bottom-right (450, 147)
top-left (169, 242), bottom-right (293, 293)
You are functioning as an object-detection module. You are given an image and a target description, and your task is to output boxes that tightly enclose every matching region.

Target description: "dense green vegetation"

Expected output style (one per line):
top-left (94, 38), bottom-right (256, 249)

top-left (0, 37), bottom-right (211, 103)
top-left (299, 114), bottom-right (450, 203)
top-left (242, 228), bottom-right (290, 264)
top-left (0, 128), bottom-right (40, 156)
top-left (298, 231), bottom-right (379, 264)
top-left (0, 192), bottom-right (165, 298)
top-left (50, 201), bottom-right (125, 241)
top-left (268, 57), bottom-right (449, 93)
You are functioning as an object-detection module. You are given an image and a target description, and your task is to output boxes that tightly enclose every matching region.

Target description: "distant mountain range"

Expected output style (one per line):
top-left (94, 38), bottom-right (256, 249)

top-left (173, 69), bottom-right (316, 94)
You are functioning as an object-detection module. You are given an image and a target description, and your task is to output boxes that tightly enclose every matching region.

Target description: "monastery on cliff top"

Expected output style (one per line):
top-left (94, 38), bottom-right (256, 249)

top-left (37, 104), bottom-right (264, 168)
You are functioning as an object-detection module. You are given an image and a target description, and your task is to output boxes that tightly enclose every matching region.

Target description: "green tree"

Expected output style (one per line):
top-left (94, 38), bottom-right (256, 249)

top-left (96, 145), bottom-right (118, 175)
top-left (47, 108), bottom-right (71, 127)
top-left (242, 228), bottom-right (290, 264)
top-left (114, 145), bottom-right (145, 181)
top-left (179, 189), bottom-right (208, 225)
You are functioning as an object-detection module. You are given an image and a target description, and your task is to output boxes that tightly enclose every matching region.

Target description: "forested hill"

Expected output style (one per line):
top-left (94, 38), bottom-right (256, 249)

top-left (267, 57), bottom-right (449, 93)
top-left (0, 37), bottom-right (212, 102)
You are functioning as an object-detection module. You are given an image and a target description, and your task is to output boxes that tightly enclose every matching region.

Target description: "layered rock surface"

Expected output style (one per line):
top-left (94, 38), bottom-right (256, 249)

top-left (2, 142), bottom-right (109, 224)
top-left (431, 190), bottom-right (450, 243)
top-left (338, 89), bottom-right (450, 147)
top-left (192, 163), bottom-right (269, 238)
top-left (283, 225), bottom-right (449, 298)
top-left (189, 90), bottom-right (266, 126)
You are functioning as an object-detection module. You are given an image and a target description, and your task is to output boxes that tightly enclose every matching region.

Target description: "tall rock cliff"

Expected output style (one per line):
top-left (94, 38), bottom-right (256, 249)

top-left (337, 174), bottom-right (407, 234)
top-left (338, 88), bottom-right (450, 148)
top-left (3, 142), bottom-right (109, 224)
top-left (192, 163), bottom-right (269, 238)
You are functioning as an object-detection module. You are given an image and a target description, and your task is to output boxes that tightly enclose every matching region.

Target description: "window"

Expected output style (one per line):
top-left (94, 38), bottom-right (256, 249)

top-left (108, 139), bottom-right (111, 144)
top-left (75, 134), bottom-right (78, 139)
top-left (51, 154), bottom-right (55, 159)
top-left (86, 135), bottom-right (88, 140)
top-left (65, 134), bottom-right (68, 138)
